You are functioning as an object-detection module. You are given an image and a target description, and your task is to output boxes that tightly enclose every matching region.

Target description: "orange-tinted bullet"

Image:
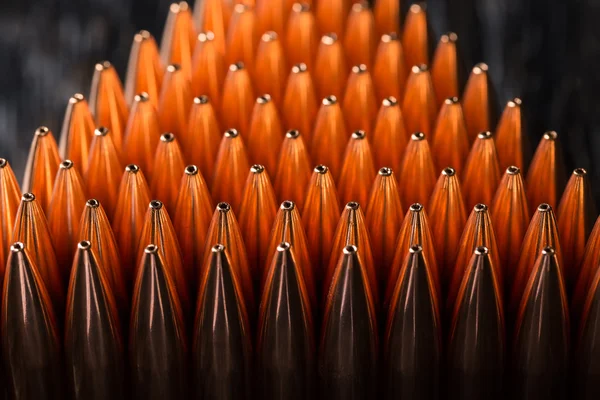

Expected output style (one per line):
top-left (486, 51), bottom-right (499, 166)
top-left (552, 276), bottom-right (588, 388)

top-left (112, 165), bottom-right (151, 288)
top-left (431, 33), bottom-right (463, 106)
top-left (226, 4), bottom-right (258, 77)
top-left (574, 216), bottom-right (600, 322)
top-left (211, 129), bottom-right (251, 211)
top-left (373, 0), bottom-right (400, 37)
top-left (371, 97), bottom-right (408, 173)
top-left (85, 127), bottom-right (123, 220)
top-left (526, 131), bottom-right (567, 215)
top-left (402, 3), bottom-right (430, 68)
top-left (315, 0), bottom-right (348, 37)
top-left (124, 30), bottom-right (164, 107)
top-left (285, 3), bottom-right (319, 70)
top-left (461, 131), bottom-right (501, 210)
top-left (221, 63), bottom-right (255, 136)
top-left (401, 65), bottom-right (437, 136)
top-left (89, 61), bottom-right (129, 150)
top-left (0, 159), bottom-right (20, 263)
top-left (495, 98), bottom-right (529, 172)
top-left (344, 2), bottom-right (376, 69)
top-left (310, 96), bottom-right (348, 180)
top-left (158, 64), bottom-right (192, 138)
top-left (372, 33), bottom-right (407, 102)
top-left (150, 133), bottom-right (186, 215)
top-left (303, 165), bottom-right (341, 284)
top-left (191, 31), bottom-right (225, 112)
top-left (247, 95), bottom-right (284, 175)
top-left (430, 97), bottom-right (469, 173)
top-left (283, 63), bottom-right (318, 143)
top-left (123, 92), bottom-right (161, 180)
top-left (342, 64), bottom-right (377, 132)
top-left (428, 167), bottom-right (467, 283)
top-left (255, 0), bottom-right (287, 37)
top-left (58, 94), bottom-right (95, 175)
top-left (22, 126), bottom-right (61, 213)
top-left (397, 132), bottom-right (436, 208)
top-left (313, 33), bottom-right (348, 101)
top-left (195, 0), bottom-right (228, 57)
top-left (160, 2), bottom-right (196, 77)
top-left (462, 63), bottom-right (497, 142)
top-left (185, 96), bottom-right (221, 186)
top-left (47, 160), bottom-right (87, 283)
top-left (274, 130), bottom-right (312, 210)
top-left (337, 130), bottom-right (376, 207)
top-left (254, 31), bottom-right (288, 108)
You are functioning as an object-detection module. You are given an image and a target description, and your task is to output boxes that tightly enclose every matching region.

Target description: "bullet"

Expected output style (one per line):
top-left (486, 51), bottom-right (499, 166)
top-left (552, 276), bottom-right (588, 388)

top-left (371, 97), bottom-right (408, 173)
top-left (373, 0), bottom-right (400, 37)
top-left (1, 242), bottom-right (63, 399)
top-left (495, 98), bottom-right (529, 172)
top-left (89, 61), bottom-right (129, 150)
top-left (283, 64), bottom-right (318, 143)
top-left (397, 132), bottom-right (436, 208)
top-left (158, 64), bottom-right (192, 138)
top-left (47, 160), bottom-right (87, 284)
top-left (0, 159), bottom-right (21, 263)
top-left (342, 65), bottom-right (377, 133)
top-left (274, 130), bottom-right (312, 211)
top-left (247, 95), bottom-right (284, 176)
top-left (185, 96), bottom-right (221, 186)
top-left (221, 63), bottom-right (255, 136)
top-left (314, 33), bottom-right (348, 101)
top-left (373, 33), bottom-right (407, 103)
top-left (150, 133), bottom-right (186, 215)
top-left (130, 244), bottom-right (188, 399)
top-left (315, 0), bottom-right (348, 38)
top-left (338, 130), bottom-right (376, 207)
top-left (193, 244), bottom-right (252, 399)
top-left (160, 2), bottom-right (196, 77)
top-left (384, 245), bottom-right (440, 399)
top-left (303, 165), bottom-right (341, 284)
top-left (310, 96), bottom-right (348, 180)
top-left (462, 63), bottom-right (498, 142)
top-left (448, 246), bottom-right (504, 400)
top-left (123, 92), bottom-right (161, 180)
top-left (191, 32), bottom-right (225, 113)
top-left (22, 126), bottom-right (61, 213)
top-left (402, 3), bottom-right (430, 68)
top-left (255, 0), bottom-right (286, 37)
top-left (85, 127), bottom-right (123, 220)
top-left (319, 245), bottom-right (378, 399)
top-left (212, 129), bottom-right (251, 211)
top-left (431, 33), bottom-right (464, 106)
top-left (257, 242), bottom-right (315, 399)
top-left (512, 247), bottom-right (569, 399)
top-left (58, 94), bottom-right (95, 174)
top-left (254, 32), bottom-right (288, 108)
top-left (461, 131), bottom-right (501, 210)
top-left (285, 3), bottom-right (319, 70)
top-left (344, 2), bottom-right (376, 69)
top-left (402, 65), bottom-right (437, 136)
top-left (573, 216), bottom-right (600, 323)
top-left (124, 30), bottom-right (164, 107)
top-left (226, 4), bottom-right (258, 78)
top-left (195, 0), bottom-right (228, 57)
top-left (65, 241), bottom-right (124, 400)
top-left (430, 97), bottom-right (469, 174)
top-left (428, 167), bottom-right (467, 284)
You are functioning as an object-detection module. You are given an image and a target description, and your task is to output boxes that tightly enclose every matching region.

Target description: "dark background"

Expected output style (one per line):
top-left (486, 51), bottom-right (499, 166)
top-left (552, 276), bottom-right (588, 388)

top-left (0, 0), bottom-right (598, 203)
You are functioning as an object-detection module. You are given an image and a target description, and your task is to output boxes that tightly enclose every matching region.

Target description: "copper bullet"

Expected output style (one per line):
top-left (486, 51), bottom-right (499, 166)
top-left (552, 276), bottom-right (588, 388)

top-left (193, 244), bottom-right (252, 399)
top-left (0, 159), bottom-right (21, 263)
top-left (283, 63), bottom-right (318, 143)
top-left (319, 245), bottom-right (378, 398)
top-left (202, 202), bottom-right (255, 314)
top-left (342, 64), bottom-right (377, 132)
top-left (47, 160), bottom-right (87, 283)
top-left (226, 4), bottom-right (258, 78)
top-left (428, 167), bottom-right (467, 284)
top-left (430, 97), bottom-right (469, 174)
top-left (191, 31), bottom-right (225, 113)
top-left (495, 98), bottom-right (529, 172)
top-left (461, 131), bottom-right (501, 210)
top-left (397, 132), bottom-right (436, 208)
top-left (574, 216), bottom-right (600, 322)
top-left (65, 241), bottom-right (124, 400)
top-left (525, 131), bottom-right (567, 214)
top-left (257, 242), bottom-right (315, 398)
top-left (211, 129), bottom-right (251, 211)
top-left (238, 165), bottom-right (278, 285)
top-left (310, 96), bottom-right (348, 180)
top-left (221, 63), bottom-right (255, 136)
top-left (160, 2), bottom-right (196, 77)
top-left (338, 130), bottom-right (376, 207)
top-left (431, 33), bottom-right (464, 106)
top-left (313, 33), bottom-right (348, 101)
top-left (371, 97), bottom-right (408, 173)
top-left (158, 64), bottom-right (192, 138)
top-left (384, 245), bottom-right (441, 399)
top-left (401, 65), bottom-right (437, 136)
top-left (512, 247), bottom-right (569, 399)
top-left (255, 0), bottom-right (287, 37)
top-left (124, 30), bottom-right (164, 107)
top-left (195, 0), bottom-right (228, 57)
top-left (402, 3), bottom-right (430, 68)
top-left (112, 165), bottom-right (151, 288)
top-left (58, 94), bottom-right (95, 174)
top-left (366, 167), bottom-right (404, 284)
top-left (557, 168), bottom-right (596, 288)
top-left (448, 246), bottom-right (504, 399)
top-left (373, 0), bottom-right (399, 37)
top-left (150, 133), bottom-right (186, 215)
top-left (22, 126), bottom-right (61, 213)
top-left (89, 61), bottom-right (129, 150)
top-left (315, 0), bottom-right (348, 37)
top-left (247, 95), bottom-right (284, 175)
top-left (344, 2), bottom-right (376, 69)
top-left (85, 127), bottom-right (123, 220)
top-left (462, 63), bottom-right (498, 142)
top-left (302, 165), bottom-right (341, 285)
top-left (13, 193), bottom-right (64, 311)
top-left (372, 33), bottom-right (407, 103)
top-left (130, 244), bottom-right (188, 399)
top-left (173, 165), bottom-right (214, 286)
top-left (285, 3), bottom-right (319, 70)
top-left (274, 130), bottom-right (312, 211)
top-left (123, 92), bottom-right (161, 180)
top-left (2, 242), bottom-right (63, 399)
top-left (255, 32), bottom-right (288, 108)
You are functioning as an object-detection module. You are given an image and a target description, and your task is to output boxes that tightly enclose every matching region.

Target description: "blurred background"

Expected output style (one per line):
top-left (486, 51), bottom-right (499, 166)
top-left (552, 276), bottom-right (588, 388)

top-left (0, 0), bottom-right (598, 202)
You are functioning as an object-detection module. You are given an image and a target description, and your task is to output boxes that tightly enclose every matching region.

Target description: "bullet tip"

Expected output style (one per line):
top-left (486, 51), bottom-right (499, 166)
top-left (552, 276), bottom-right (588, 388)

top-left (70, 93), bottom-right (85, 103)
top-left (134, 30), bottom-right (151, 41)
top-left (194, 95), bottom-right (210, 104)
top-left (352, 130), bottom-right (367, 140)
top-left (542, 246), bottom-right (556, 256)
top-left (343, 244), bottom-right (358, 254)
top-left (211, 244), bottom-right (226, 253)
top-left (233, 3), bottom-right (250, 13)
top-left (379, 167), bottom-right (393, 176)
top-left (442, 167), bottom-right (456, 176)
top-left (441, 32), bottom-right (458, 43)
top-left (60, 160), bottom-right (74, 169)
top-left (352, 64), bottom-right (368, 74)
top-left (508, 97), bottom-right (522, 107)
top-left (198, 31), bottom-right (215, 42)
top-left (314, 165), bottom-right (329, 174)
top-left (281, 200), bottom-right (295, 210)
top-left (323, 95), bottom-right (337, 105)
top-left (477, 131), bottom-right (493, 140)
top-left (409, 3), bottom-right (424, 13)
top-left (22, 193), bottom-right (35, 202)
top-left (78, 240), bottom-right (92, 250)
top-left (286, 130), bottom-right (300, 139)
top-left (251, 164), bottom-right (265, 174)
top-left (217, 202), bottom-right (231, 212)
top-left (160, 132), bottom-right (175, 142)
top-left (94, 126), bottom-right (109, 137)
top-left (321, 33), bottom-right (338, 44)
top-left (445, 97), bottom-right (460, 105)
top-left (150, 200), bottom-right (163, 210)
top-left (507, 166), bottom-right (520, 175)
top-left (11, 242), bottom-right (25, 253)
top-left (474, 203), bottom-right (488, 212)
top-left (383, 97), bottom-right (398, 107)
top-left (145, 244), bottom-right (159, 254)
top-left (230, 62), bottom-right (245, 72)
top-left (574, 167), bottom-right (587, 176)
top-left (292, 2), bottom-right (310, 12)
top-left (86, 199), bottom-right (100, 208)
top-left (473, 63), bottom-right (489, 73)
top-left (543, 131), bottom-right (558, 141)
top-left (185, 165), bottom-right (199, 175)
top-left (225, 129), bottom-right (239, 138)
top-left (125, 164), bottom-right (140, 173)
top-left (381, 33), bottom-right (399, 43)
top-left (411, 132), bottom-right (426, 141)
top-left (277, 241), bottom-right (291, 251)
top-left (0, 158), bottom-right (6, 168)
top-left (257, 94), bottom-right (271, 104)
top-left (35, 126), bottom-right (50, 136)
top-left (346, 201), bottom-right (360, 210)
top-left (474, 246), bottom-right (489, 255)
top-left (292, 63), bottom-right (308, 73)
top-left (412, 64), bottom-right (428, 73)
top-left (134, 92), bottom-right (150, 102)
top-left (537, 203), bottom-right (552, 212)
top-left (410, 203), bottom-right (423, 212)
top-left (351, 1), bottom-right (369, 12)
top-left (261, 31), bottom-right (278, 42)
top-left (166, 64), bottom-right (181, 73)
top-left (409, 244), bottom-right (423, 253)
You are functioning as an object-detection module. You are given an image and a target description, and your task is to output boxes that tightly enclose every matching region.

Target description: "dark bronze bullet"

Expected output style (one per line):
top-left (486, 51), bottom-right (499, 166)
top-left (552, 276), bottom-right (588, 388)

top-left (160, 2), bottom-right (196, 77)
top-left (0, 158), bottom-right (21, 263)
top-left (495, 98), bottom-right (529, 172)
top-left (65, 241), bottom-right (124, 400)
top-left (191, 31), bottom-right (225, 114)
top-left (274, 130), bottom-right (312, 211)
top-left (58, 94), bottom-right (96, 174)
top-left (130, 244), bottom-right (188, 399)
top-left (338, 130), bottom-right (376, 208)
top-left (319, 245), bottom-right (378, 399)
top-left (461, 131), bottom-right (501, 210)
top-left (257, 242), bottom-right (315, 399)
top-left (462, 63), bottom-right (498, 143)
top-left (150, 133), bottom-right (186, 215)
top-left (212, 129), bottom-right (251, 211)
top-left (124, 30), bottom-right (164, 107)
top-left (384, 245), bottom-right (441, 399)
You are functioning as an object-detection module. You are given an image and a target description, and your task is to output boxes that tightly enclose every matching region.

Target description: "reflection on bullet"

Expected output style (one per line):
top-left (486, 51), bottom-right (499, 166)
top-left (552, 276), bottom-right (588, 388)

top-left (247, 95), bottom-right (284, 176)
top-left (123, 93), bottom-right (161, 180)
top-left (124, 30), bottom-right (164, 106)
top-left (430, 97), bottom-right (469, 174)
top-left (274, 130), bottom-right (312, 211)
top-left (461, 131), bottom-right (501, 210)
top-left (59, 94), bottom-right (96, 174)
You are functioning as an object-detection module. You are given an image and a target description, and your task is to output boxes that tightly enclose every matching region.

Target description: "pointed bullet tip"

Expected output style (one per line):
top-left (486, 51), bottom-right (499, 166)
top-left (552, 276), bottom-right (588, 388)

top-left (0, 158), bottom-right (7, 168)
top-left (160, 132), bottom-right (176, 142)
top-left (286, 130), bottom-right (300, 139)
top-left (94, 126), bottom-right (109, 136)
top-left (542, 246), bottom-right (556, 256)
top-left (409, 3), bottom-right (424, 13)
top-left (10, 242), bottom-right (24, 253)
top-left (22, 192), bottom-right (35, 202)
top-left (411, 132), bottom-right (426, 141)
top-left (409, 244), bottom-right (423, 253)
top-left (573, 167), bottom-right (587, 176)
top-left (233, 2), bottom-right (250, 12)
top-left (194, 95), bottom-right (210, 104)
top-left (379, 167), bottom-right (393, 176)
top-left (343, 244), bottom-right (358, 254)
top-left (134, 29), bottom-right (151, 41)
top-left (211, 243), bottom-right (226, 254)
top-left (477, 131), bottom-right (493, 140)
top-left (225, 128), bottom-right (239, 138)
top-left (185, 165), bottom-right (198, 175)
top-left (474, 203), bottom-right (488, 212)
top-left (198, 31), bottom-right (215, 42)
top-left (537, 203), bottom-right (552, 212)
top-left (543, 130), bottom-right (558, 141)
top-left (346, 201), bottom-right (360, 210)
top-left (277, 241), bottom-right (291, 251)
top-left (281, 200), bottom-right (295, 210)
top-left (60, 160), bottom-right (74, 169)
top-left (445, 96), bottom-right (460, 105)
top-left (166, 64), bottom-right (182, 73)
top-left (352, 130), bottom-right (367, 140)
top-left (441, 32), bottom-right (458, 42)
top-left (292, 2), bottom-right (310, 12)
top-left (77, 240), bottom-right (92, 250)
top-left (292, 63), bottom-right (308, 73)
top-left (134, 92), bottom-right (150, 102)
top-left (351, 1), bottom-right (369, 12)
top-left (230, 62), bottom-right (245, 71)
top-left (507, 165), bottom-right (520, 175)
top-left (508, 97), bottom-right (522, 107)
top-left (474, 245), bottom-right (489, 255)
top-left (321, 33), bottom-right (338, 44)
top-left (382, 97), bottom-right (398, 106)
top-left (261, 31), bottom-right (278, 42)
top-left (145, 243), bottom-right (159, 254)
top-left (150, 200), bottom-right (163, 210)
top-left (250, 164), bottom-right (265, 174)
top-left (323, 96), bottom-right (337, 105)
top-left (35, 126), bottom-right (50, 136)
top-left (70, 93), bottom-right (85, 103)
top-left (352, 64), bottom-right (368, 74)
top-left (410, 202), bottom-right (423, 212)
top-left (217, 202), bottom-right (231, 211)
top-left (411, 64), bottom-right (428, 73)
top-left (257, 94), bottom-right (271, 104)
top-left (86, 198), bottom-right (100, 208)
top-left (442, 167), bottom-right (456, 176)
top-left (95, 61), bottom-right (112, 71)
top-left (381, 33), bottom-right (399, 42)
top-left (125, 164), bottom-right (140, 173)
top-left (314, 165), bottom-right (328, 174)
top-left (473, 63), bottom-right (489, 73)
